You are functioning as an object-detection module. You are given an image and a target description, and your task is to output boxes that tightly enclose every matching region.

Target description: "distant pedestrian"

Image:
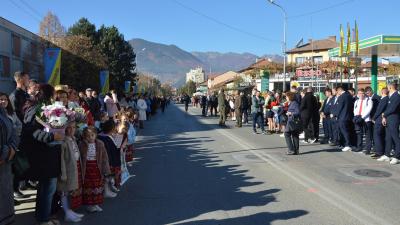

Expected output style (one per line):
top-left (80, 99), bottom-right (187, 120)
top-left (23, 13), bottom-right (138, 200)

top-left (251, 91), bottom-right (266, 134)
top-left (284, 92), bottom-right (301, 155)
top-left (241, 92), bottom-right (249, 124)
top-left (218, 89), bottom-right (226, 126)
top-left (234, 91), bottom-right (243, 127)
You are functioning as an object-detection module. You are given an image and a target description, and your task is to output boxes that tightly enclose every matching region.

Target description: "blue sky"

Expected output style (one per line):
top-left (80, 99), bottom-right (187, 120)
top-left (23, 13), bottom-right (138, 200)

top-left (2, 0), bottom-right (400, 55)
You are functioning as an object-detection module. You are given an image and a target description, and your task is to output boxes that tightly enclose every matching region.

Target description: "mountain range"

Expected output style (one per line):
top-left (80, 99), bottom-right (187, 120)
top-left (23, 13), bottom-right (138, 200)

top-left (129, 38), bottom-right (283, 86)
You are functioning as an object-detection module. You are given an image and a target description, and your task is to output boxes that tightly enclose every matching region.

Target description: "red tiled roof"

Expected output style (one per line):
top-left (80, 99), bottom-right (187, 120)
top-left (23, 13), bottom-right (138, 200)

top-left (238, 58), bottom-right (271, 72)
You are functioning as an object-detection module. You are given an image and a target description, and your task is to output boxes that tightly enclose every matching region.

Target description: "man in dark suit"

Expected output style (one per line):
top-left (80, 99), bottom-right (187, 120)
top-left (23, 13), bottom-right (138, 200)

top-left (300, 87), bottom-right (318, 143)
top-left (381, 83), bottom-right (400, 164)
top-left (365, 86), bottom-right (381, 154)
top-left (320, 88), bottom-right (334, 144)
top-left (336, 86), bottom-right (354, 152)
top-left (330, 88), bottom-right (341, 146)
top-left (372, 88), bottom-right (389, 159)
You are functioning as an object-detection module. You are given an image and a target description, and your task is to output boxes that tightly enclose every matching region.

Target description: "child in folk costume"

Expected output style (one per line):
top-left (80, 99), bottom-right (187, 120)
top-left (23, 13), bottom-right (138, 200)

top-left (124, 111), bottom-right (136, 165)
top-left (57, 121), bottom-right (84, 223)
top-left (112, 120), bottom-right (129, 189)
top-left (97, 120), bottom-right (121, 192)
top-left (79, 126), bottom-right (112, 213)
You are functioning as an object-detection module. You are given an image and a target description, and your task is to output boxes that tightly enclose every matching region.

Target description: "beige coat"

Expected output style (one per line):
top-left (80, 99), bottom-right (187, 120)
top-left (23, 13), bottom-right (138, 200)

top-left (79, 139), bottom-right (111, 180)
top-left (57, 136), bottom-right (81, 192)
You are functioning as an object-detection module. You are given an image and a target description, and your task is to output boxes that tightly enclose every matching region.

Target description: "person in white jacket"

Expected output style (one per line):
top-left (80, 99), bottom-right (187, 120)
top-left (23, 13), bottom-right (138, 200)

top-left (137, 95), bottom-right (147, 129)
top-left (353, 88), bottom-right (372, 152)
top-left (104, 90), bottom-right (119, 118)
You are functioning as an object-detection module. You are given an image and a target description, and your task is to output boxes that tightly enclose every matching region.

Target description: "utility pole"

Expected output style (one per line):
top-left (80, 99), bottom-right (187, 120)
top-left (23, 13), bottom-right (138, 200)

top-left (268, 0), bottom-right (287, 91)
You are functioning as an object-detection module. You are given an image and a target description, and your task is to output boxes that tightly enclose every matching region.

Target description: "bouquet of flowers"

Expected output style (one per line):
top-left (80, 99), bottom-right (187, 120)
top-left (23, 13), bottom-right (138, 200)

top-left (37, 101), bottom-right (75, 136)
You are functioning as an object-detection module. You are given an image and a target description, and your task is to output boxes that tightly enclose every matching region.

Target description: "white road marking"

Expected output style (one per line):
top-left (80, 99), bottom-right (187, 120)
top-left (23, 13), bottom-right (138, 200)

top-left (217, 128), bottom-right (392, 225)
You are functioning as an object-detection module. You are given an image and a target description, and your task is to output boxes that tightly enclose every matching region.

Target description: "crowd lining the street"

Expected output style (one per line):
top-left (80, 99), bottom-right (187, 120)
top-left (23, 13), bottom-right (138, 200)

top-left (0, 71), bottom-right (170, 225)
top-left (181, 82), bottom-right (400, 159)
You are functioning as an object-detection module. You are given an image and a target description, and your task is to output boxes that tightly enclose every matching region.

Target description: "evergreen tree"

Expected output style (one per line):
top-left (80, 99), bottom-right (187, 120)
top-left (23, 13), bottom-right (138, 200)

top-left (67, 17), bottom-right (97, 41)
top-left (97, 25), bottom-right (136, 92)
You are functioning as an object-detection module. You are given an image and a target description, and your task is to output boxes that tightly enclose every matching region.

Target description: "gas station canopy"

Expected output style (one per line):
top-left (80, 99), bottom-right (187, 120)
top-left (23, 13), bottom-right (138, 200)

top-left (328, 35), bottom-right (400, 92)
top-left (329, 35), bottom-right (400, 57)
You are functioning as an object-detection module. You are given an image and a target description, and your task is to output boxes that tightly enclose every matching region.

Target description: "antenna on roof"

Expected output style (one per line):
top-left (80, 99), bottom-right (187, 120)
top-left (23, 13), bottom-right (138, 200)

top-left (295, 38), bottom-right (304, 48)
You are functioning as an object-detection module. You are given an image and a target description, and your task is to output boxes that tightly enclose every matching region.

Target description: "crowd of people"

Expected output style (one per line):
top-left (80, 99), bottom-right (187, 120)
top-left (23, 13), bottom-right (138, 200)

top-left (0, 71), bottom-right (169, 225)
top-left (181, 83), bottom-right (400, 160)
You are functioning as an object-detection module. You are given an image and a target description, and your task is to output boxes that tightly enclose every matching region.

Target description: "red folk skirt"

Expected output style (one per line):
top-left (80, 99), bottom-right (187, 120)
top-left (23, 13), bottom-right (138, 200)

top-left (82, 160), bottom-right (104, 205)
top-left (110, 166), bottom-right (121, 188)
top-left (70, 161), bottom-right (83, 209)
top-left (125, 145), bottom-right (134, 163)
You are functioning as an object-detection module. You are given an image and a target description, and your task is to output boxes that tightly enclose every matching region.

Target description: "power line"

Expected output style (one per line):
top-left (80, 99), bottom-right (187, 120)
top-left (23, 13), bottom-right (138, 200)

top-left (169, 0), bottom-right (279, 43)
top-left (8, 0), bottom-right (41, 22)
top-left (288, 0), bottom-right (355, 19)
top-left (18, 0), bottom-right (44, 19)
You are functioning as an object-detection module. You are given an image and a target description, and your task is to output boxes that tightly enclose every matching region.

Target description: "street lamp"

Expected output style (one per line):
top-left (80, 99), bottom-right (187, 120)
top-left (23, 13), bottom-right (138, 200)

top-left (268, 0), bottom-right (287, 91)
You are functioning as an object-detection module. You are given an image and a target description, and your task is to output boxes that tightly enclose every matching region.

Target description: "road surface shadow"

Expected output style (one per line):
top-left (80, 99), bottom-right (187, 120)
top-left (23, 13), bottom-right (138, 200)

top-left (78, 105), bottom-right (308, 225)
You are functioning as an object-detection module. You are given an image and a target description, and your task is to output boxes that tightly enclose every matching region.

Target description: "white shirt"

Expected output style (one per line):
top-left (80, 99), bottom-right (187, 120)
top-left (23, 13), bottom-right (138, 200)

top-left (353, 97), bottom-right (373, 122)
top-left (87, 143), bottom-right (96, 160)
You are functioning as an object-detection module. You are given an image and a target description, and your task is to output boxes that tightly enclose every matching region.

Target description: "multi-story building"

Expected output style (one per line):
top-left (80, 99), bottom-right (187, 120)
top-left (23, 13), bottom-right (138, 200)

top-left (0, 17), bottom-right (44, 93)
top-left (186, 67), bottom-right (205, 84)
top-left (286, 36), bottom-right (338, 66)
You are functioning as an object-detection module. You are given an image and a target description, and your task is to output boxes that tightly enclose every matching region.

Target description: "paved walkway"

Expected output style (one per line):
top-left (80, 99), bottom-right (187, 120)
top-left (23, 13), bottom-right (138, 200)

top-left (16, 104), bottom-right (400, 225)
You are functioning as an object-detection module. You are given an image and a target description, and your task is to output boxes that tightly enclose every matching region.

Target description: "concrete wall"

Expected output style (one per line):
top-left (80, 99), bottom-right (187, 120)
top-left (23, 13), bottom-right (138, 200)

top-left (0, 17), bottom-right (43, 93)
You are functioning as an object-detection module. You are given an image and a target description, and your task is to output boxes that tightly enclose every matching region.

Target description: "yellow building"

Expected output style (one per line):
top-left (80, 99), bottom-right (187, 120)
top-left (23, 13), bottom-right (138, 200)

top-left (286, 36), bottom-right (338, 65)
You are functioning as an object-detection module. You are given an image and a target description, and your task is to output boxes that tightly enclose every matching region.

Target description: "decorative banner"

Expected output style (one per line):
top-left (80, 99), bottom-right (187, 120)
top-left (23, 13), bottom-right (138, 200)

top-left (124, 81), bottom-right (131, 93)
top-left (99, 70), bottom-right (109, 95)
top-left (44, 48), bottom-right (61, 86)
top-left (355, 20), bottom-right (359, 56)
top-left (346, 23), bottom-right (351, 56)
top-left (339, 24), bottom-right (344, 57)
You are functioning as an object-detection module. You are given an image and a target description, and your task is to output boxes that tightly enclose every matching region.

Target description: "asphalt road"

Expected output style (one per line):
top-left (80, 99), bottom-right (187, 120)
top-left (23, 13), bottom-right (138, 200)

top-left (16, 103), bottom-right (400, 225)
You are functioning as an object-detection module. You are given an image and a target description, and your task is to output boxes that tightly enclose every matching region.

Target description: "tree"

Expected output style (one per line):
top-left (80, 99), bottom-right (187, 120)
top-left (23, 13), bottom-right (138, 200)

top-left (97, 25), bottom-right (136, 92)
top-left (39, 11), bottom-right (66, 45)
top-left (177, 80), bottom-right (196, 96)
top-left (68, 18), bottom-right (97, 41)
top-left (136, 73), bottom-right (162, 96)
top-left (58, 35), bottom-right (107, 90)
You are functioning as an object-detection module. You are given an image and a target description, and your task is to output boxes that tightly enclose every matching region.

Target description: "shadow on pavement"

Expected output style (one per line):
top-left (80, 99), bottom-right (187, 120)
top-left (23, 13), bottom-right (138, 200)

top-left (79, 104), bottom-right (308, 225)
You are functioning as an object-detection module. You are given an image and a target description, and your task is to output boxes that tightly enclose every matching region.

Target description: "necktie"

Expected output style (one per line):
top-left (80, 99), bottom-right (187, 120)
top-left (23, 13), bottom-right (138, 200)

top-left (358, 99), bottom-right (363, 115)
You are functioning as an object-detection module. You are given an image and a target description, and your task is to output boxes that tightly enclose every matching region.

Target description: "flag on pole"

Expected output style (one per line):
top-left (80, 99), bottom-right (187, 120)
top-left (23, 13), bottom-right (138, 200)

top-left (44, 48), bottom-right (61, 87)
top-left (355, 20), bottom-right (359, 56)
top-left (124, 81), bottom-right (131, 93)
top-left (99, 70), bottom-right (109, 95)
top-left (339, 24), bottom-right (344, 57)
top-left (346, 23), bottom-right (351, 56)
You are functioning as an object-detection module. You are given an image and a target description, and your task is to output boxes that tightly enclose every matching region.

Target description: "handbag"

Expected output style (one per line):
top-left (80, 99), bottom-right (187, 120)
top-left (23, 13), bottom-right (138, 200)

top-left (287, 116), bottom-right (302, 132)
top-left (12, 150), bottom-right (30, 178)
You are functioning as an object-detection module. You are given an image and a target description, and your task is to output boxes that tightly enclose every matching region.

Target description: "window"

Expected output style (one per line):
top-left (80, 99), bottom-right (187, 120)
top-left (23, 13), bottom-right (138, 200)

top-left (313, 56), bottom-right (323, 64)
top-left (12, 34), bottom-right (21, 57)
top-left (31, 42), bottom-right (37, 62)
top-left (295, 57), bottom-right (305, 65)
top-left (0, 56), bottom-right (11, 77)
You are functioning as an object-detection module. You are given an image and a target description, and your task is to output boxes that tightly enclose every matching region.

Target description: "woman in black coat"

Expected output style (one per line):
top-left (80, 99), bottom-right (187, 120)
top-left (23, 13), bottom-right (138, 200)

top-left (285, 92), bottom-right (301, 155)
top-left (20, 84), bottom-right (64, 224)
top-left (0, 107), bottom-right (17, 225)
